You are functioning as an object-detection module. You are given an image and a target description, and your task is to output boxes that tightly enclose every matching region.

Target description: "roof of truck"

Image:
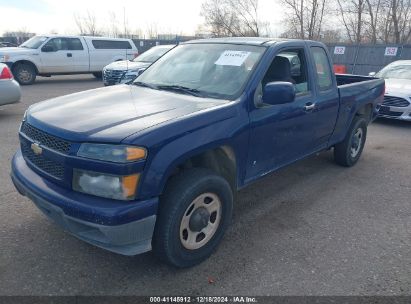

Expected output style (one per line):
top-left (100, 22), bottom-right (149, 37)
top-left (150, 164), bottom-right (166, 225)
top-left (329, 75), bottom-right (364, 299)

top-left (35, 34), bottom-right (133, 41)
top-left (184, 37), bottom-right (308, 46)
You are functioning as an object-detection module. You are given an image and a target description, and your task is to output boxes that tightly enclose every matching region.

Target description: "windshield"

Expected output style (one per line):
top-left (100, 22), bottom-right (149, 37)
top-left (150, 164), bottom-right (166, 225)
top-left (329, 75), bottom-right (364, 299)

top-left (376, 64), bottom-right (411, 80)
top-left (20, 36), bottom-right (48, 49)
top-left (134, 46), bottom-right (173, 63)
top-left (135, 43), bottom-right (265, 99)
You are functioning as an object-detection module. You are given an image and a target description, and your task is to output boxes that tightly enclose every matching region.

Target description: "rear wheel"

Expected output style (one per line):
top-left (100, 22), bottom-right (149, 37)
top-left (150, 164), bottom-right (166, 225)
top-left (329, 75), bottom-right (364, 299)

top-left (13, 63), bottom-right (36, 85)
top-left (153, 168), bottom-right (233, 268)
top-left (334, 116), bottom-right (367, 167)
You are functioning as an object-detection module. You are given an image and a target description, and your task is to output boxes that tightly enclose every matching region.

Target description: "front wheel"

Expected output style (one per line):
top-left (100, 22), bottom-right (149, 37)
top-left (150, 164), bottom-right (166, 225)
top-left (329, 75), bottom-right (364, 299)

top-left (92, 72), bottom-right (102, 79)
top-left (153, 168), bottom-right (233, 268)
top-left (334, 116), bottom-right (368, 167)
top-left (13, 63), bottom-right (36, 85)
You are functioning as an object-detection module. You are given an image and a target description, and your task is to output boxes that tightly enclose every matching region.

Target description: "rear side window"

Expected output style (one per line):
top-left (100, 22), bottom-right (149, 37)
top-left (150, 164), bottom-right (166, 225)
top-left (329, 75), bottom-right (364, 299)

top-left (69, 38), bottom-right (83, 50)
top-left (92, 40), bottom-right (132, 49)
top-left (312, 47), bottom-right (333, 91)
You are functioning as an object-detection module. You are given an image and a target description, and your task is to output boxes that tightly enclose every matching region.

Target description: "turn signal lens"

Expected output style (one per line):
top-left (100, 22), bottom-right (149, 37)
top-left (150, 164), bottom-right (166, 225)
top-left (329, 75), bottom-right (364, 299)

top-left (122, 174), bottom-right (140, 198)
top-left (126, 147), bottom-right (146, 161)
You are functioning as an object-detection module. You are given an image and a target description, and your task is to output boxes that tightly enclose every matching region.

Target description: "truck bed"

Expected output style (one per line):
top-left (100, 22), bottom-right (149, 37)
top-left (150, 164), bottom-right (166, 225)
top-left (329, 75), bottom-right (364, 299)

top-left (328, 74), bottom-right (385, 147)
top-left (335, 74), bottom-right (378, 86)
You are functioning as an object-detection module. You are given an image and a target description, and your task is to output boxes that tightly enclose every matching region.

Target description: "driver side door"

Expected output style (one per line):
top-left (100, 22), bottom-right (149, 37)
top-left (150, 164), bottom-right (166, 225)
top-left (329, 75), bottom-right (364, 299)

top-left (245, 47), bottom-right (319, 181)
top-left (40, 38), bottom-right (74, 73)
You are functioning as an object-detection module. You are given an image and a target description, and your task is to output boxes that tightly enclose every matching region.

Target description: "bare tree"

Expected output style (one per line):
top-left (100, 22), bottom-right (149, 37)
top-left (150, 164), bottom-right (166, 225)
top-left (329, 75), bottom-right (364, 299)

top-left (281, 0), bottom-right (327, 40)
top-left (201, 0), bottom-right (261, 37)
top-left (74, 11), bottom-right (100, 36)
top-left (335, 0), bottom-right (366, 44)
top-left (146, 22), bottom-right (159, 39)
top-left (372, 0), bottom-right (411, 43)
top-left (108, 11), bottom-right (120, 38)
top-left (364, 0), bottom-right (382, 43)
top-left (390, 0), bottom-right (411, 43)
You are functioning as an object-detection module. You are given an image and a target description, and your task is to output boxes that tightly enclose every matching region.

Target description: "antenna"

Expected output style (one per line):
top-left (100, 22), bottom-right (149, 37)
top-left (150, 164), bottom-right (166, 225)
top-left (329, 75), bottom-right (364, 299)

top-left (123, 6), bottom-right (129, 72)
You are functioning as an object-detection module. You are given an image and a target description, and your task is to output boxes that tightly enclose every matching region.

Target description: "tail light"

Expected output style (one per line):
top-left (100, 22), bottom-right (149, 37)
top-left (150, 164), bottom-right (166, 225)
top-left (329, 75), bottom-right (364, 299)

top-left (0, 66), bottom-right (13, 80)
top-left (133, 52), bottom-right (139, 58)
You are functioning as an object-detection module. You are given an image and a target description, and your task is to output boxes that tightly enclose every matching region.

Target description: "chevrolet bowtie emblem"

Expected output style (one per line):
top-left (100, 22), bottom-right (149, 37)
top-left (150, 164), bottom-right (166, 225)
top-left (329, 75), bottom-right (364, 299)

top-left (31, 142), bottom-right (42, 155)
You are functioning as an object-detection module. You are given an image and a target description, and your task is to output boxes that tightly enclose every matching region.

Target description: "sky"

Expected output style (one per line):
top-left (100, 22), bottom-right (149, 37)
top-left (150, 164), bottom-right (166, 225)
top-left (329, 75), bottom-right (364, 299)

top-left (0, 0), bottom-right (284, 37)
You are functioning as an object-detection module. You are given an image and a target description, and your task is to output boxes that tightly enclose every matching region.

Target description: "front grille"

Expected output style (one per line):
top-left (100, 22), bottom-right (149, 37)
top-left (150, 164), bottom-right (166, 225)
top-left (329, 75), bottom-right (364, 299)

top-left (103, 69), bottom-right (125, 84)
top-left (382, 96), bottom-right (410, 107)
top-left (378, 107), bottom-right (403, 117)
top-left (20, 122), bottom-right (71, 154)
top-left (20, 139), bottom-right (65, 179)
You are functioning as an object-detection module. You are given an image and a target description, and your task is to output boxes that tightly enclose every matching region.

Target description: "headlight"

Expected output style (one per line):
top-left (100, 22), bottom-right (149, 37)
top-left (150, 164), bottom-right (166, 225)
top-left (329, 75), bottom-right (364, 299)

top-left (77, 144), bottom-right (146, 163)
top-left (73, 169), bottom-right (140, 200)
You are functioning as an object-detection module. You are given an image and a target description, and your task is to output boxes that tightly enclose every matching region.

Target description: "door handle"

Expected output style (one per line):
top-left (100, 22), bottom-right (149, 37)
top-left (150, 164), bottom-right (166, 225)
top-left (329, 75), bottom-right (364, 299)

top-left (67, 53), bottom-right (72, 57)
top-left (304, 102), bottom-right (316, 111)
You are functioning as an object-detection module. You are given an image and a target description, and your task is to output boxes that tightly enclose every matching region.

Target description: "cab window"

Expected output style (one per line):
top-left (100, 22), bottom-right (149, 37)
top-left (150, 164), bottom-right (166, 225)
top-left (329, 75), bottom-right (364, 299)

top-left (43, 38), bottom-right (69, 51)
top-left (311, 47), bottom-right (333, 91)
top-left (262, 48), bottom-right (310, 95)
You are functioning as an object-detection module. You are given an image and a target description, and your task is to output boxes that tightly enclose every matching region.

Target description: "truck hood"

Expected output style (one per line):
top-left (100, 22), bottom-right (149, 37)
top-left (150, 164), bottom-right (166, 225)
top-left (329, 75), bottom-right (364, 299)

top-left (27, 85), bottom-right (228, 142)
top-left (385, 78), bottom-right (411, 94)
top-left (0, 47), bottom-right (35, 56)
top-left (104, 60), bottom-right (149, 71)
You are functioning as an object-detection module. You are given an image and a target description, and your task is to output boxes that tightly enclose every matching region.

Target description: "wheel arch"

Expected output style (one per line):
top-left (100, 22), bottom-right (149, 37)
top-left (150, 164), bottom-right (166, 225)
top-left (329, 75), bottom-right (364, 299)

top-left (141, 143), bottom-right (239, 200)
top-left (12, 60), bottom-right (39, 75)
top-left (355, 103), bottom-right (373, 123)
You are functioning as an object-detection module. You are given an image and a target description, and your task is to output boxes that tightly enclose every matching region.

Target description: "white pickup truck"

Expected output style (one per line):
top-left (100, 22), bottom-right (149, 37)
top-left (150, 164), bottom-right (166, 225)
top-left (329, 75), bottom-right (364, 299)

top-left (0, 35), bottom-right (138, 85)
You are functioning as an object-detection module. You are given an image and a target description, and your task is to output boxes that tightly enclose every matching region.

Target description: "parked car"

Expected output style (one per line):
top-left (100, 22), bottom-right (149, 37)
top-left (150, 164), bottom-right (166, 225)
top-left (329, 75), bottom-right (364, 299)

top-left (0, 63), bottom-right (21, 105)
top-left (0, 42), bottom-right (17, 48)
top-left (0, 35), bottom-right (138, 85)
top-left (11, 38), bottom-right (384, 268)
top-left (103, 44), bottom-right (175, 86)
top-left (370, 60), bottom-right (411, 121)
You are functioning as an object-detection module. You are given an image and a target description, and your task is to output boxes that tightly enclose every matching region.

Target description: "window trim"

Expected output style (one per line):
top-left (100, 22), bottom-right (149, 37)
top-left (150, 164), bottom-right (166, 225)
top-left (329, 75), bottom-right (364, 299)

top-left (91, 39), bottom-right (132, 50)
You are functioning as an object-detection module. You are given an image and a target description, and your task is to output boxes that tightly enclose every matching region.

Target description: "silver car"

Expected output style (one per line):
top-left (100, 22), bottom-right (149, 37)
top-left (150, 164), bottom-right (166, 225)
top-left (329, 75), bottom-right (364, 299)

top-left (0, 63), bottom-right (21, 105)
top-left (371, 60), bottom-right (411, 121)
top-left (103, 44), bottom-right (175, 86)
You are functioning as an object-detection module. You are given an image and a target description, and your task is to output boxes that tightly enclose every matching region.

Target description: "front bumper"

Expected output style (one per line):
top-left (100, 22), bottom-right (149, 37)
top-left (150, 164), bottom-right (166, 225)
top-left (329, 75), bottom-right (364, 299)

top-left (103, 70), bottom-right (138, 86)
top-left (378, 96), bottom-right (411, 121)
top-left (11, 151), bottom-right (158, 256)
top-left (378, 105), bottom-right (411, 121)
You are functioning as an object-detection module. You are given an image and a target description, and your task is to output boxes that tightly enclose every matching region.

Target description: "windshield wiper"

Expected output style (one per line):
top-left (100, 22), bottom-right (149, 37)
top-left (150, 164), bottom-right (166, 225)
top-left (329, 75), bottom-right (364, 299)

top-left (133, 81), bottom-right (158, 89)
top-left (156, 85), bottom-right (204, 97)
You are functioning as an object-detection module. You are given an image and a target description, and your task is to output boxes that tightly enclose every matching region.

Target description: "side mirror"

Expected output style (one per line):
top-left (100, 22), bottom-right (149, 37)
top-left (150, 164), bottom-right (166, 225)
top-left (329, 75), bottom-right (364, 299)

top-left (41, 45), bottom-right (55, 52)
top-left (263, 82), bottom-right (296, 105)
top-left (369, 72), bottom-right (376, 76)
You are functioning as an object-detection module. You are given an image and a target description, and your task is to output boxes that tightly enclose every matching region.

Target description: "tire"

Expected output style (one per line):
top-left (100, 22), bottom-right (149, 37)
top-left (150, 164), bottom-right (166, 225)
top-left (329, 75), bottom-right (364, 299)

top-left (334, 116), bottom-right (368, 167)
top-left (92, 72), bottom-right (102, 79)
top-left (13, 63), bottom-right (36, 85)
top-left (153, 168), bottom-right (233, 268)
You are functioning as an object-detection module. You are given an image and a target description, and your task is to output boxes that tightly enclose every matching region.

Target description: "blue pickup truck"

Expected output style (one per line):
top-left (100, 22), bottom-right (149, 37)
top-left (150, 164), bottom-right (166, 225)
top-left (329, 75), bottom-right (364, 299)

top-left (11, 38), bottom-right (385, 267)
